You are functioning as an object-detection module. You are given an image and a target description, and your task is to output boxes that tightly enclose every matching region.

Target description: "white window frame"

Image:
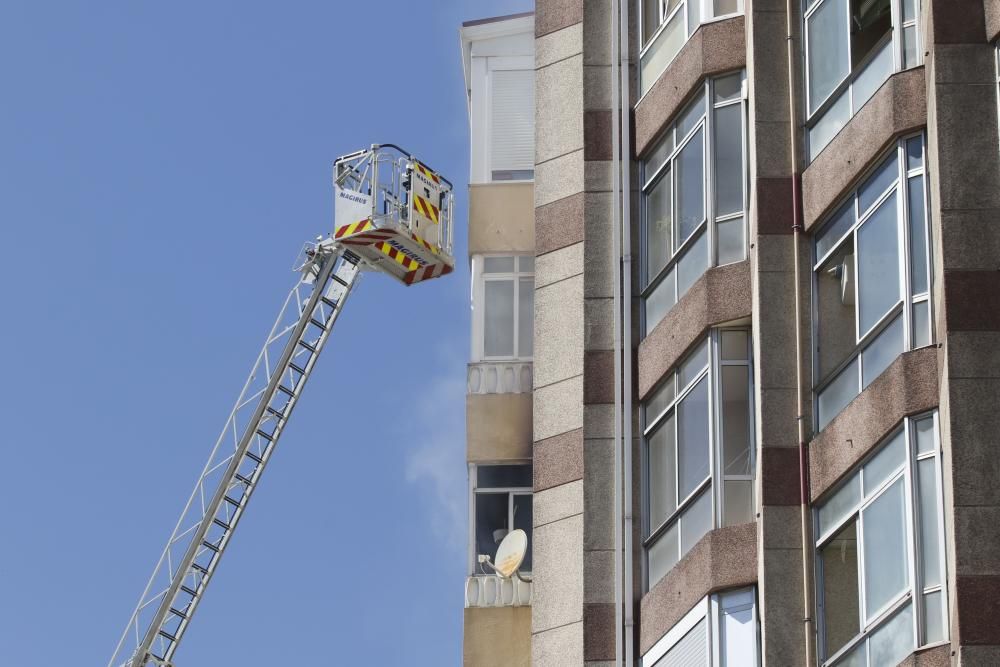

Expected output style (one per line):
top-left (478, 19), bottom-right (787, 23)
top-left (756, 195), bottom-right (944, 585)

top-left (640, 587), bottom-right (761, 667)
top-left (642, 328), bottom-right (755, 591)
top-left (811, 133), bottom-right (932, 430)
top-left (803, 0), bottom-right (923, 160)
top-left (471, 254), bottom-right (534, 362)
top-left (470, 55), bottom-right (534, 184)
top-left (467, 462), bottom-right (533, 576)
top-left (640, 72), bottom-right (749, 338)
top-left (814, 412), bottom-right (949, 666)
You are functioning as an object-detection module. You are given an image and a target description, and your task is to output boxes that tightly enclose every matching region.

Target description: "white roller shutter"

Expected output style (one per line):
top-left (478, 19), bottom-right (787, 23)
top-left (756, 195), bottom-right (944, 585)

top-left (653, 617), bottom-right (709, 667)
top-left (489, 68), bottom-right (534, 176)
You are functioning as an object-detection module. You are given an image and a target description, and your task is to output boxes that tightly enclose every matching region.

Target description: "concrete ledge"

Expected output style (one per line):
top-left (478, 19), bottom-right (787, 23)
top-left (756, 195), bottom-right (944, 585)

top-left (637, 260), bottom-right (752, 399)
top-left (639, 523), bottom-right (757, 655)
top-left (469, 183), bottom-right (535, 255)
top-left (634, 16), bottom-right (746, 156)
top-left (897, 643), bottom-right (951, 666)
top-left (988, 0), bottom-right (1000, 42)
top-left (809, 347), bottom-right (939, 502)
top-left (467, 393), bottom-right (533, 463)
top-left (802, 67), bottom-right (926, 232)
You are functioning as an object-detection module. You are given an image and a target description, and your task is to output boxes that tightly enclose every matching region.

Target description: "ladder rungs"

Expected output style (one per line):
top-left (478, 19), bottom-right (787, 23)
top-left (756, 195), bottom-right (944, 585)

top-left (234, 473), bottom-right (253, 486)
top-left (201, 540), bottom-right (220, 553)
top-left (266, 406), bottom-right (285, 420)
top-left (213, 518), bottom-right (232, 531)
top-left (223, 495), bottom-right (241, 507)
top-left (277, 384), bottom-right (295, 397)
top-left (180, 585), bottom-right (198, 598)
top-left (321, 296), bottom-right (338, 309)
top-left (297, 340), bottom-right (317, 354)
top-left (158, 630), bottom-right (178, 643)
top-left (169, 606), bottom-right (188, 620)
top-left (289, 362), bottom-right (306, 375)
top-left (309, 318), bottom-right (327, 331)
top-left (191, 563), bottom-right (209, 575)
top-left (245, 450), bottom-right (263, 465)
top-left (255, 428), bottom-right (274, 442)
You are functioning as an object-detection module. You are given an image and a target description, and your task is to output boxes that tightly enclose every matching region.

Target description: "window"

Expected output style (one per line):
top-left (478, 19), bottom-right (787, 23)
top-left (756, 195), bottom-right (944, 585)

top-left (472, 255), bottom-right (534, 361)
top-left (489, 67), bottom-right (534, 181)
top-left (805, 0), bottom-right (922, 160)
top-left (643, 329), bottom-right (754, 590)
top-left (469, 463), bottom-right (533, 574)
top-left (815, 412), bottom-right (947, 666)
top-left (641, 587), bottom-right (761, 667)
top-left (641, 73), bottom-right (747, 337)
top-left (639, 0), bottom-right (745, 96)
top-left (995, 44), bottom-right (1000, 154)
top-left (812, 134), bottom-right (931, 430)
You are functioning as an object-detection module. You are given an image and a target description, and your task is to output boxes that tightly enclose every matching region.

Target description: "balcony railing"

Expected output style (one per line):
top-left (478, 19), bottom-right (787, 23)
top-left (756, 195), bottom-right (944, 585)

top-left (464, 575), bottom-right (532, 608)
top-left (467, 361), bottom-right (532, 395)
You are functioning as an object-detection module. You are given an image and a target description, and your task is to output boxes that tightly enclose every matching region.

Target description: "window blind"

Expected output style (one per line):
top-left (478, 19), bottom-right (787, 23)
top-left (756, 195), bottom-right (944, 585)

top-left (490, 68), bottom-right (534, 173)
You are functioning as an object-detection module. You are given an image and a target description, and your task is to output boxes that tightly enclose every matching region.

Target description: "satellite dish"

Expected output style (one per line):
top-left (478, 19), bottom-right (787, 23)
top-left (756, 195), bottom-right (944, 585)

top-left (493, 529), bottom-right (528, 579)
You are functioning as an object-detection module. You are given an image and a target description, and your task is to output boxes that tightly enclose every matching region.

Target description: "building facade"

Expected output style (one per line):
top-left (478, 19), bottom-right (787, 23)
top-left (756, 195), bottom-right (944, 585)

top-left (464, 0), bottom-right (1000, 665)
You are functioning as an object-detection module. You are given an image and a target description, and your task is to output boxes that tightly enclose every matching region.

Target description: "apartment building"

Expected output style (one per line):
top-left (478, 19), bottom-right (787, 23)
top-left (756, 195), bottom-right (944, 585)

top-left (460, 12), bottom-right (536, 667)
top-left (520, 0), bottom-right (1000, 665)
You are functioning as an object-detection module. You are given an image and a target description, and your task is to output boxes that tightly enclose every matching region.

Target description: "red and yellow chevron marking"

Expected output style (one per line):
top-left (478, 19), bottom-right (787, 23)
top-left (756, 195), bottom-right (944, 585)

top-left (413, 194), bottom-right (440, 224)
top-left (336, 230), bottom-right (395, 246)
top-left (413, 161), bottom-right (440, 185)
top-left (375, 241), bottom-right (420, 271)
top-left (404, 261), bottom-right (454, 286)
top-left (334, 219), bottom-right (373, 239)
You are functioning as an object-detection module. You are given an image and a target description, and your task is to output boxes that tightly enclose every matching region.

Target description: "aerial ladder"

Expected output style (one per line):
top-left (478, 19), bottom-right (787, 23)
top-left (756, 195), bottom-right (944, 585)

top-left (108, 145), bottom-right (455, 667)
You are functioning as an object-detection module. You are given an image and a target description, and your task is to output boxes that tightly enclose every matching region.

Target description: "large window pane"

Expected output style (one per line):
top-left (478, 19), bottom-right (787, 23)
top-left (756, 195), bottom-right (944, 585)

top-left (475, 493), bottom-right (509, 565)
top-left (862, 429), bottom-right (905, 496)
top-left (816, 241), bottom-right (858, 379)
top-left (648, 522), bottom-right (680, 588)
top-left (680, 487), bottom-right (712, 553)
top-left (678, 377), bottom-right (711, 500)
top-left (861, 314), bottom-right (903, 388)
top-left (680, 338), bottom-right (709, 388)
top-left (518, 277), bottom-right (534, 357)
top-left (640, 10), bottom-right (685, 95)
top-left (649, 418), bottom-right (678, 531)
top-left (868, 602), bottom-right (914, 667)
top-left (815, 200), bottom-right (855, 261)
top-left (721, 365), bottom-right (751, 476)
top-left (484, 256), bottom-right (515, 273)
top-left (484, 280), bottom-right (515, 357)
top-left (858, 153), bottom-right (898, 215)
top-left (677, 229), bottom-right (709, 297)
top-left (852, 38), bottom-right (892, 113)
top-left (918, 457), bottom-right (942, 588)
top-left (820, 521), bottom-right (861, 658)
top-left (714, 104), bottom-right (744, 217)
top-left (676, 128), bottom-right (706, 247)
top-left (647, 172), bottom-right (673, 283)
top-left (809, 88), bottom-right (851, 160)
top-left (677, 91), bottom-right (706, 140)
top-left (720, 591), bottom-right (756, 666)
top-left (907, 176), bottom-right (928, 294)
top-left (807, 0), bottom-right (850, 114)
top-left (817, 357), bottom-right (859, 430)
top-left (646, 268), bottom-right (676, 335)
top-left (642, 0), bottom-right (661, 44)
top-left (862, 478), bottom-right (909, 619)
top-left (817, 472), bottom-right (860, 537)
top-left (857, 195), bottom-right (901, 335)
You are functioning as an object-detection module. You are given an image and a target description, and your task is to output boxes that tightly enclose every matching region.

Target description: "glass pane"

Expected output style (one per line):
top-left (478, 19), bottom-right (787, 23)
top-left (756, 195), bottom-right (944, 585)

top-left (646, 376), bottom-right (676, 425)
top-left (649, 417), bottom-right (678, 531)
top-left (648, 522), bottom-right (679, 588)
top-left (912, 300), bottom-right (931, 348)
top-left (640, 10), bottom-right (686, 96)
top-left (817, 357), bottom-right (860, 430)
top-left (518, 277), bottom-right (534, 357)
top-left (820, 521), bottom-right (861, 658)
top-left (680, 338), bottom-right (709, 388)
top-left (484, 256), bottom-right (515, 273)
top-left (478, 464), bottom-right (532, 488)
top-left (475, 492), bottom-right (510, 565)
top-left (646, 268), bottom-right (676, 335)
top-left (924, 590), bottom-right (946, 645)
top-left (918, 456), bottom-right (942, 588)
top-left (817, 471), bottom-right (861, 537)
top-left (858, 152), bottom-right (899, 215)
top-left (518, 255), bottom-right (535, 272)
top-left (724, 479), bottom-right (754, 526)
top-left (678, 377), bottom-right (711, 500)
top-left (646, 172), bottom-right (673, 283)
top-left (720, 592), bottom-right (756, 666)
top-left (721, 330), bottom-right (748, 360)
top-left (914, 415), bottom-right (936, 455)
top-left (906, 136), bottom-right (923, 170)
top-left (677, 228), bottom-right (709, 298)
top-left (861, 314), bottom-right (903, 387)
top-left (868, 602), bottom-right (914, 667)
top-left (862, 430), bottom-right (905, 497)
top-left (717, 216), bottom-right (745, 265)
top-left (862, 478), bottom-right (909, 620)
top-left (680, 487), bottom-right (712, 553)
top-left (714, 104), bottom-right (744, 217)
top-left (687, 0), bottom-right (701, 38)
top-left (815, 200), bottom-right (855, 261)
top-left (714, 0), bottom-right (739, 15)
top-left (642, 0), bottom-right (661, 44)
top-left (484, 280), bottom-right (515, 357)
top-left (676, 127), bottom-right (706, 247)
top-left (857, 194), bottom-right (901, 335)
top-left (646, 131), bottom-right (675, 176)
top-left (903, 25), bottom-right (918, 68)
top-left (902, 0), bottom-right (917, 22)
top-left (809, 88), bottom-right (851, 160)
top-left (714, 72), bottom-right (742, 103)
top-left (816, 240), bottom-right (857, 379)
top-left (907, 175), bottom-right (928, 294)
top-left (832, 641), bottom-right (867, 667)
top-left (807, 0), bottom-right (850, 114)
top-left (852, 39), bottom-right (892, 113)
top-left (721, 365), bottom-right (752, 475)
top-left (513, 494), bottom-right (533, 571)
top-left (678, 90), bottom-right (706, 140)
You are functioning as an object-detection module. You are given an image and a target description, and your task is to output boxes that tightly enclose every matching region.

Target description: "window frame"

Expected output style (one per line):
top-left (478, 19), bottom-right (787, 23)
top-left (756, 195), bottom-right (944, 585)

top-left (476, 55), bottom-right (535, 184)
top-left (640, 73), bottom-right (749, 338)
top-left (467, 462), bottom-right (533, 577)
top-left (811, 133), bottom-right (933, 431)
top-left (814, 412), bottom-right (949, 666)
top-left (641, 327), bottom-right (755, 591)
top-left (471, 254), bottom-right (535, 362)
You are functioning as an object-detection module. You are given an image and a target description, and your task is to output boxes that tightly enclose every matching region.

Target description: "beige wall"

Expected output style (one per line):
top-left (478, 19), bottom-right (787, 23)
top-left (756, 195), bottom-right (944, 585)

top-left (468, 183), bottom-right (535, 255)
top-left (467, 393), bottom-right (533, 462)
top-left (464, 607), bottom-right (532, 667)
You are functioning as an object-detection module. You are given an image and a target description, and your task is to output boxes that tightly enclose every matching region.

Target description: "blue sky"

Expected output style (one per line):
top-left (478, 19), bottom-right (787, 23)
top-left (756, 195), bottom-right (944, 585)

top-left (0, 1), bottom-right (531, 664)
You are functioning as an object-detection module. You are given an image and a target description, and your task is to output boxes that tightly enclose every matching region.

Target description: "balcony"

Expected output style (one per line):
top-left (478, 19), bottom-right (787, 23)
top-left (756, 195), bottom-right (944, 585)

top-left (467, 361), bottom-right (533, 395)
top-left (464, 574), bottom-right (532, 608)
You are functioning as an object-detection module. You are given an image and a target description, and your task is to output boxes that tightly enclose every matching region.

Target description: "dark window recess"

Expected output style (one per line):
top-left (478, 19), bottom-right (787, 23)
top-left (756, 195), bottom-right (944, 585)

top-left (478, 464), bottom-right (532, 489)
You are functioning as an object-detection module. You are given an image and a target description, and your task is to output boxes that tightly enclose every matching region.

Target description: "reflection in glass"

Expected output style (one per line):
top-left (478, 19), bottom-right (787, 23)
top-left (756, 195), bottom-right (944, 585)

top-left (820, 521), bottom-right (860, 658)
top-left (857, 195), bottom-right (900, 335)
top-left (862, 479), bottom-right (909, 620)
top-left (649, 418), bottom-right (678, 531)
top-left (861, 314), bottom-right (903, 388)
top-left (868, 603), bottom-right (914, 667)
top-left (807, 0), bottom-right (850, 113)
top-left (678, 378), bottom-right (711, 500)
top-left (677, 128), bottom-right (706, 247)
